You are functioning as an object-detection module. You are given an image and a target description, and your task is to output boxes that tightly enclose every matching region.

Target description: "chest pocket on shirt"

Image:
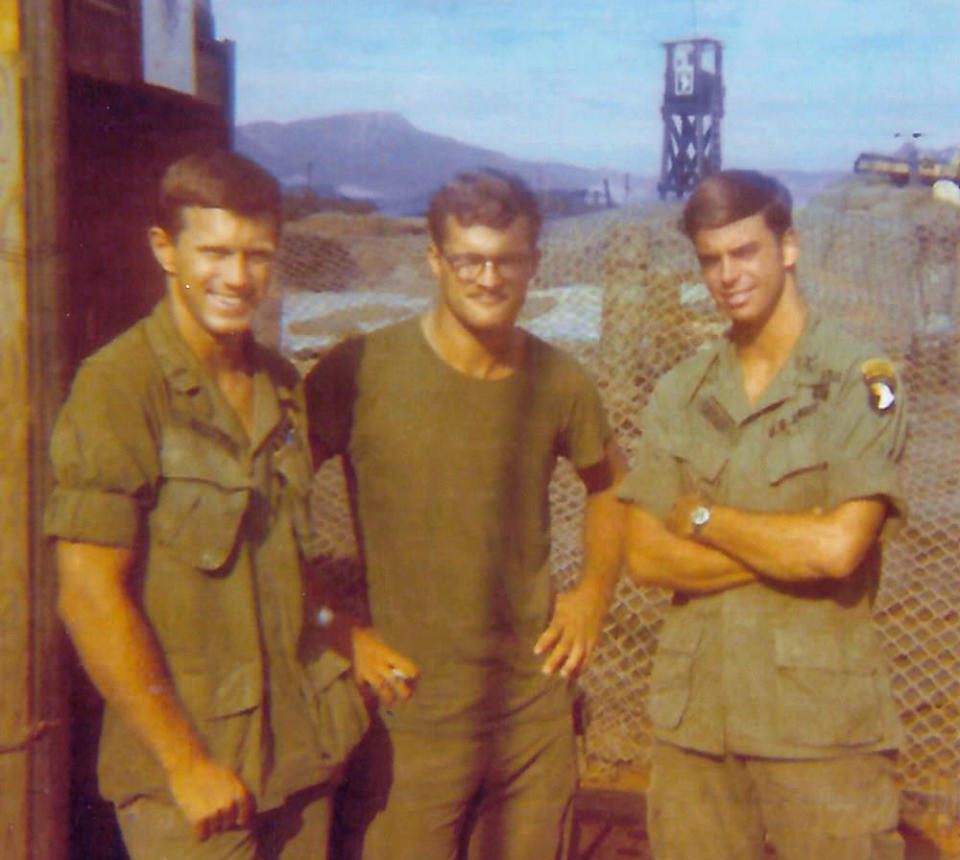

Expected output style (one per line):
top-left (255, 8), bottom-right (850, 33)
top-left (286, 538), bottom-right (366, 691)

top-left (764, 435), bottom-right (827, 511)
top-left (152, 425), bottom-right (251, 571)
top-left (647, 616), bottom-right (704, 729)
top-left (774, 625), bottom-right (884, 747)
top-left (667, 439), bottom-right (728, 499)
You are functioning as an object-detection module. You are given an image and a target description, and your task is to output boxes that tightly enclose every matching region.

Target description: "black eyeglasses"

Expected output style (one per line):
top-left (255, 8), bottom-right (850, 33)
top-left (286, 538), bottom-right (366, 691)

top-left (437, 250), bottom-right (536, 282)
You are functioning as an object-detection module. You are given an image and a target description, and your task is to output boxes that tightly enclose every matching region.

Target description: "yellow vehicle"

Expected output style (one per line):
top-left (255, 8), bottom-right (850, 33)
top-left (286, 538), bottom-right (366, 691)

top-left (854, 146), bottom-right (960, 186)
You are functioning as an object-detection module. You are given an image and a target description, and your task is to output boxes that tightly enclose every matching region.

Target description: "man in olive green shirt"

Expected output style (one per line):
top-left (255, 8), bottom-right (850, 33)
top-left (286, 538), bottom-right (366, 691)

top-left (46, 151), bottom-right (365, 860)
top-left (306, 169), bottom-right (627, 860)
top-left (619, 170), bottom-right (907, 860)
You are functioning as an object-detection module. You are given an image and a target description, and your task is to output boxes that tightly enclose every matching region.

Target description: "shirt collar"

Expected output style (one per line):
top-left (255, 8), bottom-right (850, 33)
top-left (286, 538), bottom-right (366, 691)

top-left (682, 312), bottom-right (826, 424)
top-left (144, 298), bottom-right (211, 400)
top-left (143, 299), bottom-right (292, 452)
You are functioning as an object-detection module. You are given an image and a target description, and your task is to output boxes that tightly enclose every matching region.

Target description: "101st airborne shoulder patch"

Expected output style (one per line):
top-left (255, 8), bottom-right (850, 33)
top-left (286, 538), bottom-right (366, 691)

top-left (861, 358), bottom-right (897, 413)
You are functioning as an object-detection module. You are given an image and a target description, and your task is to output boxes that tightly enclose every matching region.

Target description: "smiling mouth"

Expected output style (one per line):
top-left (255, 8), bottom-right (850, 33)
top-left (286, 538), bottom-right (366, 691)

top-left (721, 289), bottom-right (752, 309)
top-left (208, 293), bottom-right (251, 312)
top-left (469, 291), bottom-right (512, 306)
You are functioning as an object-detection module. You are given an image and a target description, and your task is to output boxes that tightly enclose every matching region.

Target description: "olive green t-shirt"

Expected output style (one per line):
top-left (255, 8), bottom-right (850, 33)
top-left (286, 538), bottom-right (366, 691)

top-left (306, 318), bottom-right (611, 732)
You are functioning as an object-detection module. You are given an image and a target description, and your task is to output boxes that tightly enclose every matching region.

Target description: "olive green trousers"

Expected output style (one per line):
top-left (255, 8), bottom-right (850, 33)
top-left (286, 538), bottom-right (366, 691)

top-left (116, 781), bottom-right (336, 860)
top-left (335, 713), bottom-right (575, 860)
top-left (647, 741), bottom-right (904, 860)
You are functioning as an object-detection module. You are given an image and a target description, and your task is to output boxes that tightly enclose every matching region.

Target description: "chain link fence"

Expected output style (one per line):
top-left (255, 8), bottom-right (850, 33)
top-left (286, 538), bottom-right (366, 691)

top-left (274, 187), bottom-right (960, 829)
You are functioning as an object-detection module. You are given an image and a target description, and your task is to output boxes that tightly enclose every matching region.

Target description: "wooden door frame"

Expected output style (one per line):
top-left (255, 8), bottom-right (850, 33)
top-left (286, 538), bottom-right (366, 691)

top-left (5, 0), bottom-right (72, 857)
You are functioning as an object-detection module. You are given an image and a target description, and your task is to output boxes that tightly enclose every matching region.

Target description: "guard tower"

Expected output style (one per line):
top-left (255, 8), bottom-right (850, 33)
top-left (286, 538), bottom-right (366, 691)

top-left (658, 38), bottom-right (724, 199)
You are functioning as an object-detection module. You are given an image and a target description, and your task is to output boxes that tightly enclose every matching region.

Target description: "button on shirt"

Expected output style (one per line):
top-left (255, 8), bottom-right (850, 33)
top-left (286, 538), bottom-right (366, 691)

top-left (618, 316), bottom-right (907, 758)
top-left (45, 300), bottom-right (330, 808)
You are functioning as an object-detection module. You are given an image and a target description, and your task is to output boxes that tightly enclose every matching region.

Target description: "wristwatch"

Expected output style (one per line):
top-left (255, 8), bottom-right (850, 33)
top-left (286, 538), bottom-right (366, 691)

top-left (315, 606), bottom-right (336, 628)
top-left (689, 504), bottom-right (711, 536)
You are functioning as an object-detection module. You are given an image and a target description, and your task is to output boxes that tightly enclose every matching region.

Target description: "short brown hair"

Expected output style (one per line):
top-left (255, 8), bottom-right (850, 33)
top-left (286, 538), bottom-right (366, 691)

top-left (157, 149), bottom-right (282, 237)
top-left (681, 169), bottom-right (792, 240)
top-left (427, 168), bottom-right (542, 246)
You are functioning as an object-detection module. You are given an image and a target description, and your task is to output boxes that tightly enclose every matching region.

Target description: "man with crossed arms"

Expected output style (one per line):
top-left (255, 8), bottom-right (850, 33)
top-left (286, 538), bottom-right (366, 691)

top-left (619, 169), bottom-right (908, 860)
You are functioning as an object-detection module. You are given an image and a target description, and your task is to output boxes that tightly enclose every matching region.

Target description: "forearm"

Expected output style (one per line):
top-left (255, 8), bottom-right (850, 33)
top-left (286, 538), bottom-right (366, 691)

top-left (56, 543), bottom-right (208, 774)
top-left (314, 605), bottom-right (368, 662)
top-left (573, 440), bottom-right (630, 600)
top-left (534, 445), bottom-right (627, 678)
top-left (575, 485), bottom-right (626, 605)
top-left (625, 506), bottom-right (756, 593)
top-left (305, 573), bottom-right (372, 661)
top-left (694, 498), bottom-right (887, 582)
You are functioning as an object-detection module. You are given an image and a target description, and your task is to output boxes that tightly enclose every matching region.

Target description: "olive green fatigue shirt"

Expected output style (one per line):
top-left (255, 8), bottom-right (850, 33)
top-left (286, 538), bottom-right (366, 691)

top-left (305, 318), bottom-right (612, 734)
top-left (618, 316), bottom-right (907, 759)
top-left (45, 300), bottom-right (354, 809)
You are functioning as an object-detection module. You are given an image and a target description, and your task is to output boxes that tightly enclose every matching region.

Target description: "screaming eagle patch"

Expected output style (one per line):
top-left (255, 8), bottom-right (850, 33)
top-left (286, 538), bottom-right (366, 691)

top-left (861, 358), bottom-right (897, 413)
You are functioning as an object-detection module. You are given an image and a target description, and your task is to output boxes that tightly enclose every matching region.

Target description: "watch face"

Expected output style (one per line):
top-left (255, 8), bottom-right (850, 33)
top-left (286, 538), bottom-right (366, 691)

top-left (691, 505), bottom-right (711, 527)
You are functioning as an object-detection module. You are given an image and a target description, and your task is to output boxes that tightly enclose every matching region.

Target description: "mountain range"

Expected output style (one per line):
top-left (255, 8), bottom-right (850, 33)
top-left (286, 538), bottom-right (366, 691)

top-left (235, 111), bottom-right (651, 215)
top-left (235, 111), bottom-right (846, 215)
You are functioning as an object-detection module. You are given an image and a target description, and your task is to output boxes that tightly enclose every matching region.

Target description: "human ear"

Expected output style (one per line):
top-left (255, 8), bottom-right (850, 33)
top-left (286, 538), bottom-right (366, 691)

top-left (148, 226), bottom-right (178, 275)
top-left (427, 242), bottom-right (442, 278)
top-left (780, 227), bottom-right (799, 269)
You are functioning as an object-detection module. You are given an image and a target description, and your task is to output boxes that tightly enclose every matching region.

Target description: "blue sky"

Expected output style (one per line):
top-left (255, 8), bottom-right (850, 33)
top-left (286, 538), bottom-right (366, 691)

top-left (211, 0), bottom-right (960, 175)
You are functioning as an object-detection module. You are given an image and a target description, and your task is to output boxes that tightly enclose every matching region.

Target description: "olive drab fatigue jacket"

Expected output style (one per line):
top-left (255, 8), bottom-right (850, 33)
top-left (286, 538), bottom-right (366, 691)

top-left (618, 316), bottom-right (907, 759)
top-left (45, 300), bottom-right (366, 808)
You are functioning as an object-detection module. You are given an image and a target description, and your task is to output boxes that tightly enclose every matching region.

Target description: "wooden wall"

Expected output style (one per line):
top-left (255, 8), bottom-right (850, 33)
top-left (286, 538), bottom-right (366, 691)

top-left (0, 2), bottom-right (34, 852)
top-left (0, 2), bottom-right (233, 857)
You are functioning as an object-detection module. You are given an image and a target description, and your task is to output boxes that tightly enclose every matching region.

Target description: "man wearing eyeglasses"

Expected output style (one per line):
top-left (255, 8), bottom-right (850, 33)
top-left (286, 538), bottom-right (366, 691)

top-left (305, 168), bottom-right (626, 860)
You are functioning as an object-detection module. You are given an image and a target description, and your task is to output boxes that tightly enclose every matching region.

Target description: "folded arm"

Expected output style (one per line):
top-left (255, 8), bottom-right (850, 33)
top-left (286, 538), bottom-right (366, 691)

top-left (625, 503), bottom-right (757, 592)
top-left (667, 494), bottom-right (888, 582)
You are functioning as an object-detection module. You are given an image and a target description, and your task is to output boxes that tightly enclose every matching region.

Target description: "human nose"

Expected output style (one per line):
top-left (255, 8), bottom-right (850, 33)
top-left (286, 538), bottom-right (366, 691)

top-left (222, 253), bottom-right (249, 288)
top-left (719, 254), bottom-right (738, 286)
top-left (475, 258), bottom-right (504, 287)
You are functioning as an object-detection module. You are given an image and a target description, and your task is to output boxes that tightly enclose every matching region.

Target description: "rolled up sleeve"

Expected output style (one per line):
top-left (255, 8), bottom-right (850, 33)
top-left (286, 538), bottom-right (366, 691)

top-left (616, 385), bottom-right (682, 521)
top-left (826, 358), bottom-right (909, 535)
top-left (44, 361), bottom-right (158, 547)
